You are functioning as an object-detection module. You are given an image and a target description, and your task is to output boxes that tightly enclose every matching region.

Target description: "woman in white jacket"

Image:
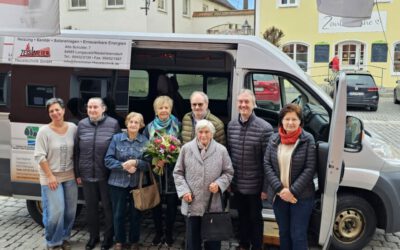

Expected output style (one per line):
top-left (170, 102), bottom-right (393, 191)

top-left (173, 119), bottom-right (234, 250)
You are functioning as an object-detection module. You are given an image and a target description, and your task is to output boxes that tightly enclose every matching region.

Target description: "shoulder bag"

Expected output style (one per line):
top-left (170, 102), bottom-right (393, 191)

top-left (201, 191), bottom-right (234, 241)
top-left (131, 167), bottom-right (160, 211)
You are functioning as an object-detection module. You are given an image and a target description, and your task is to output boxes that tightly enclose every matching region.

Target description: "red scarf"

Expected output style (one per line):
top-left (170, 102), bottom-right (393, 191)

top-left (279, 126), bottom-right (302, 145)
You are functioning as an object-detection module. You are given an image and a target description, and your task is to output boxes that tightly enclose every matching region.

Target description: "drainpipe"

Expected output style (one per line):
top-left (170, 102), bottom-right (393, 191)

top-left (172, 0), bottom-right (175, 33)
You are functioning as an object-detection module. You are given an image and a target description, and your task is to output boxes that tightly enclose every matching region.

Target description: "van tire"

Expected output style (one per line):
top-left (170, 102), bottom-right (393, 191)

top-left (26, 200), bottom-right (83, 227)
top-left (331, 195), bottom-right (376, 250)
top-left (394, 90), bottom-right (400, 104)
top-left (26, 200), bottom-right (44, 227)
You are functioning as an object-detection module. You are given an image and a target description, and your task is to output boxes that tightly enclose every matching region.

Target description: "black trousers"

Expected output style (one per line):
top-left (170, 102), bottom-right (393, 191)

top-left (186, 216), bottom-right (221, 250)
top-left (151, 193), bottom-right (178, 237)
top-left (235, 192), bottom-right (263, 250)
top-left (82, 180), bottom-right (113, 241)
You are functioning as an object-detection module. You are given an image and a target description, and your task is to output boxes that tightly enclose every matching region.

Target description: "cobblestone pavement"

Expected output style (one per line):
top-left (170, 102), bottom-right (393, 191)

top-left (1, 97), bottom-right (400, 250)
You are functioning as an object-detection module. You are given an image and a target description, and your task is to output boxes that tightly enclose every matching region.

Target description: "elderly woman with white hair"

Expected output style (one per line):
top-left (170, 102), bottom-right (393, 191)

top-left (173, 120), bottom-right (234, 250)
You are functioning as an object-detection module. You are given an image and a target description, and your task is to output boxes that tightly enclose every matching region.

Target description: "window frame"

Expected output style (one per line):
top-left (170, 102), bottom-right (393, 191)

top-left (392, 42), bottom-right (400, 75)
top-left (158, 0), bottom-right (167, 12)
top-left (277, 0), bottom-right (299, 8)
top-left (26, 84), bottom-right (56, 108)
top-left (0, 72), bottom-right (8, 106)
top-left (282, 42), bottom-right (309, 72)
top-left (182, 0), bottom-right (190, 17)
top-left (69, 0), bottom-right (87, 10)
top-left (105, 0), bottom-right (125, 9)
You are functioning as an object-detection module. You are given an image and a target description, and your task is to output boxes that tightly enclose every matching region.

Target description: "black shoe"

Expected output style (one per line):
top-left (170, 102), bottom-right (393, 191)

top-left (165, 234), bottom-right (174, 247)
top-left (85, 237), bottom-right (100, 250)
top-left (100, 239), bottom-right (113, 250)
top-left (151, 233), bottom-right (163, 246)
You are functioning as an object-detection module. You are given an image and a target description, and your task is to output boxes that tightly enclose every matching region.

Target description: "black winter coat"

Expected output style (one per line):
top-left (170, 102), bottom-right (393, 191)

top-left (227, 113), bottom-right (273, 194)
top-left (74, 115), bottom-right (120, 181)
top-left (263, 130), bottom-right (316, 200)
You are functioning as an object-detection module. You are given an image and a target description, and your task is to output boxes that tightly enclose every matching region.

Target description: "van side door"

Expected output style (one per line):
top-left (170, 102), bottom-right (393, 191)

top-left (319, 72), bottom-right (347, 249)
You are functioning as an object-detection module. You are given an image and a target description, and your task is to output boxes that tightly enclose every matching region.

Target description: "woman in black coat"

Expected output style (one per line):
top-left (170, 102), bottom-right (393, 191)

top-left (264, 104), bottom-right (316, 250)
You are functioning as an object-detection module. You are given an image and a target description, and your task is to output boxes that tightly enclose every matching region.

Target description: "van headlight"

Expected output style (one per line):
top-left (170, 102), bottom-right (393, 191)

top-left (369, 135), bottom-right (399, 160)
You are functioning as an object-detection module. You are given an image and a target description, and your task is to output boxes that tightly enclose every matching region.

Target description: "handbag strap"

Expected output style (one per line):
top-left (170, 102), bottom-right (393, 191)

top-left (138, 165), bottom-right (157, 188)
top-left (206, 190), bottom-right (224, 213)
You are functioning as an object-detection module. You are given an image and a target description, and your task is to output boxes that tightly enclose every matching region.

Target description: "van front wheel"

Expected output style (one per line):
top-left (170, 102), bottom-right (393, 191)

top-left (331, 195), bottom-right (376, 250)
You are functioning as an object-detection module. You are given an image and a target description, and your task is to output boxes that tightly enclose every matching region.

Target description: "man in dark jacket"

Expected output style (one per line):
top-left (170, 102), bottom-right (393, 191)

top-left (227, 89), bottom-right (273, 250)
top-left (75, 97), bottom-right (120, 250)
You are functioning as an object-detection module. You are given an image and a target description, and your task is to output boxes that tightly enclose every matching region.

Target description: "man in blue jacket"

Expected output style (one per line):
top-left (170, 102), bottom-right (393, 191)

top-left (227, 89), bottom-right (273, 250)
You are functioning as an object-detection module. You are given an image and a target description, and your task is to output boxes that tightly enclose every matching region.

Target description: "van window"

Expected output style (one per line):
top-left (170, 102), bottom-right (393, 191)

top-left (247, 72), bottom-right (330, 142)
top-left (176, 74), bottom-right (203, 98)
top-left (346, 74), bottom-right (376, 87)
top-left (26, 85), bottom-right (55, 107)
top-left (0, 73), bottom-right (7, 105)
top-left (80, 78), bottom-right (105, 103)
top-left (207, 77), bottom-right (228, 100)
top-left (129, 70), bottom-right (149, 97)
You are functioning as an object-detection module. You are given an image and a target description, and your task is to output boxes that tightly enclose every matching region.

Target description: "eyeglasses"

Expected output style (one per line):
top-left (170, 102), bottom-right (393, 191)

top-left (191, 103), bottom-right (204, 107)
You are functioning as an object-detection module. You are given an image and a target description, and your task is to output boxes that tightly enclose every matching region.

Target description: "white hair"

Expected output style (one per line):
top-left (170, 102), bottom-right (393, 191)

top-left (195, 119), bottom-right (215, 136)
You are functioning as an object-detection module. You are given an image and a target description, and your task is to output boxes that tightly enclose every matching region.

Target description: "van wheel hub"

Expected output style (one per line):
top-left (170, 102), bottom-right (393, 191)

top-left (333, 209), bottom-right (364, 241)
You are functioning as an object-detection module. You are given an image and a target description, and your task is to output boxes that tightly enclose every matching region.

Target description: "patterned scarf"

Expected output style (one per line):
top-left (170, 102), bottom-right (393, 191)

top-left (279, 126), bottom-right (302, 145)
top-left (148, 114), bottom-right (180, 140)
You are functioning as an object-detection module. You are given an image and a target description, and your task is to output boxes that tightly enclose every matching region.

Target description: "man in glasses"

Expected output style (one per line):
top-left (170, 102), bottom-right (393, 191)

top-left (181, 91), bottom-right (225, 145)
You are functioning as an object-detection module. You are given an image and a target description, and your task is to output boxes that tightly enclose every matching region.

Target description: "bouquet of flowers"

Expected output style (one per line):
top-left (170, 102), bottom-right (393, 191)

top-left (144, 134), bottom-right (181, 176)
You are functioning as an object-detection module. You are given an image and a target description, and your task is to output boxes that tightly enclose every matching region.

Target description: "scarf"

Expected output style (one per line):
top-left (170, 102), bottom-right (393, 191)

top-left (196, 138), bottom-right (210, 160)
top-left (148, 114), bottom-right (180, 140)
top-left (279, 126), bottom-right (302, 145)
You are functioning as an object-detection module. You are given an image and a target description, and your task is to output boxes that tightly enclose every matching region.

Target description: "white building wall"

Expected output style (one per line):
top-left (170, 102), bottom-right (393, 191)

top-left (60, 0), bottom-right (240, 34)
top-left (60, 0), bottom-right (148, 32)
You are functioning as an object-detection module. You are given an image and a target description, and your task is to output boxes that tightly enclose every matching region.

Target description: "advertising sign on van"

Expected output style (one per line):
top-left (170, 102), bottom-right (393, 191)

top-left (10, 122), bottom-right (41, 183)
top-left (0, 36), bottom-right (14, 63)
top-left (12, 36), bottom-right (131, 69)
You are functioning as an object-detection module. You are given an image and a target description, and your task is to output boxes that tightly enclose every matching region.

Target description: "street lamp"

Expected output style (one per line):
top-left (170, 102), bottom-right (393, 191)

top-left (242, 20), bottom-right (251, 35)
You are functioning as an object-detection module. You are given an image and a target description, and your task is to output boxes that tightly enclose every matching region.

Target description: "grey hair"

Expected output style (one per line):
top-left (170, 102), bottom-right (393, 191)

top-left (190, 91), bottom-right (209, 104)
top-left (88, 97), bottom-right (106, 109)
top-left (45, 98), bottom-right (64, 112)
top-left (238, 89), bottom-right (256, 106)
top-left (195, 119), bottom-right (215, 136)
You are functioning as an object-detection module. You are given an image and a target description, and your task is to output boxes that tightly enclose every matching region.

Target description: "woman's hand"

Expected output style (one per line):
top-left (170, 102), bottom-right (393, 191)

top-left (156, 160), bottom-right (165, 168)
top-left (47, 174), bottom-right (58, 191)
top-left (279, 188), bottom-right (297, 203)
top-left (183, 193), bottom-right (193, 203)
top-left (261, 192), bottom-right (268, 200)
top-left (209, 182), bottom-right (219, 193)
top-left (122, 160), bottom-right (137, 174)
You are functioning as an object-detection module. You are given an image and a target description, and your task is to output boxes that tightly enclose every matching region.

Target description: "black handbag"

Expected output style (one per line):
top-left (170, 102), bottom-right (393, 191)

top-left (201, 191), bottom-right (234, 241)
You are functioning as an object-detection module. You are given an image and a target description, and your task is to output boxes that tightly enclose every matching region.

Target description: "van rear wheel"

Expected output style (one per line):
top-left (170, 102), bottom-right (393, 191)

top-left (26, 200), bottom-right (82, 227)
top-left (331, 195), bottom-right (376, 250)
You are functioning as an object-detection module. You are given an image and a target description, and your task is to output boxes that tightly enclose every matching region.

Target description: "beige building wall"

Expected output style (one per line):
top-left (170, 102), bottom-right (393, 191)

top-left (256, 0), bottom-right (400, 87)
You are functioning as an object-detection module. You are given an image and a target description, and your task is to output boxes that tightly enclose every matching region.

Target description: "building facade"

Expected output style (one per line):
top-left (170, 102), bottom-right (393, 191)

top-left (256, 0), bottom-right (400, 87)
top-left (60, 0), bottom-right (253, 35)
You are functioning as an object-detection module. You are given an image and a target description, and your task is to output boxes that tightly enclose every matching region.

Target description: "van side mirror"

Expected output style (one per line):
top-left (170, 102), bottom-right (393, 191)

top-left (345, 116), bottom-right (363, 151)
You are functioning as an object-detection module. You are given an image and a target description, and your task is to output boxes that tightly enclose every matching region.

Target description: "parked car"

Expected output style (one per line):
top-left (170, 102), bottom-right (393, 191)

top-left (325, 71), bottom-right (379, 111)
top-left (394, 80), bottom-right (400, 104)
top-left (252, 74), bottom-right (280, 111)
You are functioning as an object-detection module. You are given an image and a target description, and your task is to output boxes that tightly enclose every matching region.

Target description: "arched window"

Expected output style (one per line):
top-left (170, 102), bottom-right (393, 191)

top-left (282, 43), bottom-right (308, 71)
top-left (394, 43), bottom-right (400, 73)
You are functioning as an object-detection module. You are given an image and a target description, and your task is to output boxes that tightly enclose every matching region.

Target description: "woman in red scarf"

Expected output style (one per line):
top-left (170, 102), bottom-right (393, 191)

top-left (263, 104), bottom-right (316, 250)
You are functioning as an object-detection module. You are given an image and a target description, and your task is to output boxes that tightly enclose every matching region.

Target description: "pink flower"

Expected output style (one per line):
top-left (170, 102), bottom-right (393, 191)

top-left (154, 138), bottom-right (162, 144)
top-left (169, 145), bottom-right (176, 151)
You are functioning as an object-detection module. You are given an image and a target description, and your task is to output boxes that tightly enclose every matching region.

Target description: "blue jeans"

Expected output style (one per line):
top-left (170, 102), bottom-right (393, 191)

top-left (41, 180), bottom-right (78, 247)
top-left (273, 196), bottom-right (314, 250)
top-left (109, 185), bottom-right (142, 244)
